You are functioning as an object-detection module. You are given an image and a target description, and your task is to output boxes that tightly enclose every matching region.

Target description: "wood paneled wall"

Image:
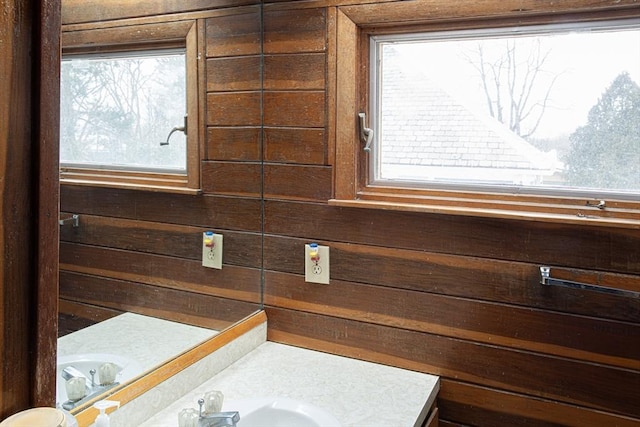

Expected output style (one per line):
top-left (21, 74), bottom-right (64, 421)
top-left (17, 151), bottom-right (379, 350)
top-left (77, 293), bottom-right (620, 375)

top-left (1, 0), bottom-right (60, 415)
top-left (260, 1), bottom-right (640, 426)
top-left (58, 0), bottom-right (640, 425)
top-left (59, 2), bottom-right (263, 333)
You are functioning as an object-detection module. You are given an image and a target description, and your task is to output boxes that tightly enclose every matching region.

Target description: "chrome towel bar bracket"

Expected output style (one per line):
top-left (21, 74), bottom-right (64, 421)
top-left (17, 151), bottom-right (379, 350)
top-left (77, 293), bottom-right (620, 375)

top-left (59, 214), bottom-right (79, 227)
top-left (539, 266), bottom-right (639, 298)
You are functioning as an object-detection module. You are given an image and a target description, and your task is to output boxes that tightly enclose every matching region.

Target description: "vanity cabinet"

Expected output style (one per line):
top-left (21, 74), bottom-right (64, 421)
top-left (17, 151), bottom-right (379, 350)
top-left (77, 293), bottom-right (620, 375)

top-left (424, 402), bottom-right (439, 427)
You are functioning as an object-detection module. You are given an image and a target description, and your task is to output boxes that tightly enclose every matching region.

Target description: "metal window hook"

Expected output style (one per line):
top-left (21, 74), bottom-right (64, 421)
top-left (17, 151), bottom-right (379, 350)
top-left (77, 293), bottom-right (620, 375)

top-left (358, 112), bottom-right (374, 152)
top-left (160, 115), bottom-right (188, 146)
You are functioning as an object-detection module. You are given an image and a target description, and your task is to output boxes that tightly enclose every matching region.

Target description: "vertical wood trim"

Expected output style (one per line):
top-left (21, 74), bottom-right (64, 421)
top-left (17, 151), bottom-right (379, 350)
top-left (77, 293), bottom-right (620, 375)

top-left (0, 0), bottom-right (33, 417)
top-left (333, 10), bottom-right (358, 199)
top-left (326, 7), bottom-right (337, 173)
top-left (33, 0), bottom-right (61, 407)
top-left (187, 21), bottom-right (201, 189)
top-left (198, 19), bottom-right (208, 168)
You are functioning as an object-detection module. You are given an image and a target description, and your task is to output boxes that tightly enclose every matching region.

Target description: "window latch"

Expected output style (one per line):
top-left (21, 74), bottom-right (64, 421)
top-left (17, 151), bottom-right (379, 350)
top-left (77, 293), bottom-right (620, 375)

top-left (160, 115), bottom-right (188, 146)
top-left (358, 112), bottom-right (374, 152)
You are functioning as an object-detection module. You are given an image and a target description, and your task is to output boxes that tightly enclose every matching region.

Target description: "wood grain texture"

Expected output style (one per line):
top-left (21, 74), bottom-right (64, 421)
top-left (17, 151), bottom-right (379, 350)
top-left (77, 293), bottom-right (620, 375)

top-left (60, 271), bottom-right (258, 330)
top-left (33, 0), bottom-right (61, 407)
top-left (60, 214), bottom-right (262, 268)
top-left (206, 56), bottom-right (262, 92)
top-left (438, 379), bottom-right (640, 427)
top-left (264, 200), bottom-right (640, 275)
top-left (207, 127), bottom-right (262, 161)
top-left (263, 91), bottom-right (326, 127)
top-left (264, 53), bottom-right (326, 90)
top-left (261, 3), bottom-right (640, 425)
top-left (263, 271), bottom-right (639, 368)
top-left (264, 163), bottom-right (333, 201)
top-left (207, 92), bottom-right (262, 126)
top-left (61, 185), bottom-right (263, 232)
top-left (205, 9), bottom-right (262, 57)
top-left (60, 243), bottom-right (261, 303)
top-left (62, 0), bottom-right (260, 25)
top-left (202, 161), bottom-right (262, 197)
top-left (0, 0), bottom-right (35, 417)
top-left (264, 127), bottom-right (326, 164)
top-left (264, 8), bottom-right (327, 53)
top-left (339, 0), bottom-right (640, 26)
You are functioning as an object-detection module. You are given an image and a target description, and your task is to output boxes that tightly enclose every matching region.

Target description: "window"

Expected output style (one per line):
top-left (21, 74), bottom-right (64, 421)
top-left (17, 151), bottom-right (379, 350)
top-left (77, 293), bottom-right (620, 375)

top-left (60, 21), bottom-right (201, 193)
top-left (61, 50), bottom-right (187, 171)
top-left (333, 4), bottom-right (640, 227)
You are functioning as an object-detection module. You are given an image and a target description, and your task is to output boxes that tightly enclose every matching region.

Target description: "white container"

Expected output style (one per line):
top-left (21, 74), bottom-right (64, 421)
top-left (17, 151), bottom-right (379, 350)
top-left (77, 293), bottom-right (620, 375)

top-left (0, 407), bottom-right (78, 427)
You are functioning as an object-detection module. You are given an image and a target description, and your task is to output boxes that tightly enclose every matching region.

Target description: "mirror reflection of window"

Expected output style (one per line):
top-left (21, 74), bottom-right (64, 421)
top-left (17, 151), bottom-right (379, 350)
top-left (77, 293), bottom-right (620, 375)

top-left (60, 50), bottom-right (187, 172)
top-left (372, 21), bottom-right (640, 196)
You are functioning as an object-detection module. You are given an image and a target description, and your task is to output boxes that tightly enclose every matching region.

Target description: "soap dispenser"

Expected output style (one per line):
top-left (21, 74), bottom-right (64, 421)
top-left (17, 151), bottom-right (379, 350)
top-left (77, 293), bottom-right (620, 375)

top-left (92, 400), bottom-right (120, 427)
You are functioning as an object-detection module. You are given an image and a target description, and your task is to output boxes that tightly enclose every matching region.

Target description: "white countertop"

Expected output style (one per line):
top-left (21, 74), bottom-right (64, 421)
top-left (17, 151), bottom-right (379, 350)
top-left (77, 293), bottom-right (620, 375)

top-left (58, 313), bottom-right (218, 374)
top-left (140, 341), bottom-right (439, 427)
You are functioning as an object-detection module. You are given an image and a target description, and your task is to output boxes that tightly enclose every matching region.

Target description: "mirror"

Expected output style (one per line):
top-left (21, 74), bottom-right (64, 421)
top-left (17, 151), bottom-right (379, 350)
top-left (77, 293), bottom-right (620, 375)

top-left (57, 0), bottom-right (264, 414)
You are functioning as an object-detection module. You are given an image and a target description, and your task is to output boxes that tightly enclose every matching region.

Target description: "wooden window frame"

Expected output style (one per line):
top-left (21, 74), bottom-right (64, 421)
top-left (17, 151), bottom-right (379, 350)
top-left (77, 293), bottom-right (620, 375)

top-left (60, 20), bottom-right (203, 194)
top-left (331, 1), bottom-right (640, 229)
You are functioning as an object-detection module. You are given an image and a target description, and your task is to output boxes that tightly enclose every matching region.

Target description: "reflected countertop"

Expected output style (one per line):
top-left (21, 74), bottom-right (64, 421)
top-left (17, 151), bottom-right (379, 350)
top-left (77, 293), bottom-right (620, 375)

top-left (140, 341), bottom-right (440, 427)
top-left (58, 313), bottom-right (218, 372)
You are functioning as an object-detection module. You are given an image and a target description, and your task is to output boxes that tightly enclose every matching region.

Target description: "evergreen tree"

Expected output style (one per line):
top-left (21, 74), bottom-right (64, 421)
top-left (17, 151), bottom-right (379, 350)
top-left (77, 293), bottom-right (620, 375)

top-left (564, 72), bottom-right (640, 190)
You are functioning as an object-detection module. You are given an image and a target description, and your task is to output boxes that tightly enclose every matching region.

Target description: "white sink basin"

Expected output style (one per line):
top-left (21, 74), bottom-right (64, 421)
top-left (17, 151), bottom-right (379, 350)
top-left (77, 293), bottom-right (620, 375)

top-left (56, 353), bottom-right (143, 405)
top-left (224, 397), bottom-right (341, 427)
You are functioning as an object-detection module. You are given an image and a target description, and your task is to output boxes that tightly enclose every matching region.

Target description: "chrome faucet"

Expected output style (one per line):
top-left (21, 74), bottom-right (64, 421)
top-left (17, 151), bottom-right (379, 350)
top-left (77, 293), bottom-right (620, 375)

top-left (197, 398), bottom-right (240, 427)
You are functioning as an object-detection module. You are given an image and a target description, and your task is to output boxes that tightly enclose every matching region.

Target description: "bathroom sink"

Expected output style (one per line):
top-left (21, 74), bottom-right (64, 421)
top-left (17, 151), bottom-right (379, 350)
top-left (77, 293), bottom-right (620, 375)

top-left (223, 397), bottom-right (341, 427)
top-left (56, 353), bottom-right (143, 405)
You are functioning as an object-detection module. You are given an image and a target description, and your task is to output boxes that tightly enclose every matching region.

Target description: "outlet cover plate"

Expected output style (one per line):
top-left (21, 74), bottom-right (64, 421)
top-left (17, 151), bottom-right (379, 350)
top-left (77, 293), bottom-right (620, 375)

top-left (305, 244), bottom-right (330, 284)
top-left (202, 232), bottom-right (223, 269)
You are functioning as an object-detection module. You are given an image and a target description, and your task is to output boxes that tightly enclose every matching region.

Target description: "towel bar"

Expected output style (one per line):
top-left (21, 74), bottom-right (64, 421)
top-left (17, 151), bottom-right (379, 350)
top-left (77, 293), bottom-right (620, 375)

top-left (539, 266), bottom-right (639, 298)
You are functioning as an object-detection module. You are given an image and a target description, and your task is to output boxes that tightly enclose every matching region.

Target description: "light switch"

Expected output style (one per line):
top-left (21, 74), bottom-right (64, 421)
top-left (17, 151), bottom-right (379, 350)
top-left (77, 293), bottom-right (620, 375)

top-left (305, 243), bottom-right (330, 284)
top-left (202, 231), bottom-right (223, 269)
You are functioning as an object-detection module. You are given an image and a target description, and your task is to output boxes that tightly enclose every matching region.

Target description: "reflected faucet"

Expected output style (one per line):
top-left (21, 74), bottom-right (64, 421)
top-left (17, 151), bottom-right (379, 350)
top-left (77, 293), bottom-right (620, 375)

top-left (197, 398), bottom-right (240, 427)
top-left (60, 365), bottom-right (120, 411)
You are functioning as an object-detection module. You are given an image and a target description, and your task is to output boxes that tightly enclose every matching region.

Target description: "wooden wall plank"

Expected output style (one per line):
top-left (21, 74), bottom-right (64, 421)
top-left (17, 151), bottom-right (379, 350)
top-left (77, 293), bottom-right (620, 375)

top-left (438, 379), bottom-right (640, 427)
top-left (60, 272), bottom-right (258, 331)
top-left (263, 235), bottom-right (640, 323)
top-left (264, 271), bottom-right (640, 368)
top-left (61, 186), bottom-right (263, 232)
top-left (264, 127), bottom-right (326, 164)
top-left (63, 0), bottom-right (260, 25)
top-left (263, 92), bottom-right (326, 127)
top-left (339, 0), bottom-right (640, 26)
top-left (58, 299), bottom-right (121, 337)
top-left (206, 56), bottom-right (262, 92)
top-left (207, 92), bottom-right (262, 126)
top-left (60, 214), bottom-right (262, 268)
top-left (266, 307), bottom-right (640, 418)
top-left (205, 9), bottom-right (262, 57)
top-left (264, 164), bottom-right (333, 201)
top-left (207, 126), bottom-right (262, 161)
top-left (263, 8), bottom-right (327, 53)
top-left (264, 53), bottom-right (326, 90)
top-left (60, 243), bottom-right (262, 303)
top-left (264, 200), bottom-right (640, 275)
top-left (202, 161), bottom-right (262, 197)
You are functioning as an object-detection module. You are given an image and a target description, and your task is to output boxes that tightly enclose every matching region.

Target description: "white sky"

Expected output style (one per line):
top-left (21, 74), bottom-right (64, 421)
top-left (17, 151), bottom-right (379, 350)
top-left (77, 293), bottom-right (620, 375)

top-left (389, 25), bottom-right (640, 139)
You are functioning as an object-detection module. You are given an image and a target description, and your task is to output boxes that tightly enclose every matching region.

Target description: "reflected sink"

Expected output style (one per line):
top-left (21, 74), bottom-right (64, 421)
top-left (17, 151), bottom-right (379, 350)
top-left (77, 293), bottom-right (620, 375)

top-left (223, 397), bottom-right (341, 427)
top-left (56, 353), bottom-right (143, 406)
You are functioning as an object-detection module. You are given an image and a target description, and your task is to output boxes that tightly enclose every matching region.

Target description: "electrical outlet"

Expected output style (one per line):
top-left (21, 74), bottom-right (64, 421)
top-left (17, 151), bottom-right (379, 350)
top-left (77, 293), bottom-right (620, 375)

top-left (305, 243), bottom-right (330, 284)
top-left (202, 232), bottom-right (223, 269)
